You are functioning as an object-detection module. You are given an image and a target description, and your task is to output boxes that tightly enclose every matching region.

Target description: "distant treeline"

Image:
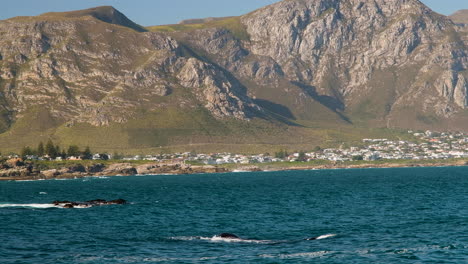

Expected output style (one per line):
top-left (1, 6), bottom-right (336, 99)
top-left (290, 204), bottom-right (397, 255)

top-left (275, 149), bottom-right (308, 161)
top-left (20, 140), bottom-right (94, 159)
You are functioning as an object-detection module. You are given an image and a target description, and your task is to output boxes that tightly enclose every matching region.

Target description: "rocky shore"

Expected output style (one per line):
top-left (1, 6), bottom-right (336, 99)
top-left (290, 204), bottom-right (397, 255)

top-left (0, 158), bottom-right (228, 181)
top-left (267, 161), bottom-right (468, 171)
top-left (230, 160), bottom-right (468, 174)
top-left (0, 158), bottom-right (467, 181)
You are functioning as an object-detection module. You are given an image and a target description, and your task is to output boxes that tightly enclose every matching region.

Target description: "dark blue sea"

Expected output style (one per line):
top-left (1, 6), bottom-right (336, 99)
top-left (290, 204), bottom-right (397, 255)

top-left (1, 167), bottom-right (467, 263)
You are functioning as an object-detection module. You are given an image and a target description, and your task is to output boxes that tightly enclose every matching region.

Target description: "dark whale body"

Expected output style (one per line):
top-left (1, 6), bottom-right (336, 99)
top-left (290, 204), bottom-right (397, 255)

top-left (218, 233), bottom-right (241, 239)
top-left (53, 199), bottom-right (127, 208)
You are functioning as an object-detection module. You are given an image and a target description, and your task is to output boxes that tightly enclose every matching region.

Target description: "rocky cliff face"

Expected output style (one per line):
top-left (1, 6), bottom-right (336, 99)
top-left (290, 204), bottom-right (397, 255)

top-left (0, 7), bottom-right (259, 130)
top-left (0, 0), bottom-right (468, 151)
top-left (177, 58), bottom-right (259, 120)
top-left (240, 0), bottom-right (468, 125)
top-left (167, 0), bottom-right (468, 130)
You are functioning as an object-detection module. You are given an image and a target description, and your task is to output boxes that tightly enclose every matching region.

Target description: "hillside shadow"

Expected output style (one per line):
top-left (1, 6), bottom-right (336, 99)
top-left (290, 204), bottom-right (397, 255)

top-left (253, 99), bottom-right (295, 120)
top-left (179, 45), bottom-right (301, 126)
top-left (291, 81), bottom-right (352, 124)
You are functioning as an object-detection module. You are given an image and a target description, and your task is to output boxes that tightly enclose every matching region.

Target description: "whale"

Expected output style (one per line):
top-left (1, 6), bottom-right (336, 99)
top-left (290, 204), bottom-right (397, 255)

top-left (211, 233), bottom-right (336, 243)
top-left (217, 233), bottom-right (241, 239)
top-left (52, 199), bottom-right (127, 208)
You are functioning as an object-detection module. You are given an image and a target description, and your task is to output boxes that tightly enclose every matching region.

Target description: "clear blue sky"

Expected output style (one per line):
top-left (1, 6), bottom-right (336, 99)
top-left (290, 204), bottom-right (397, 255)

top-left (1, 0), bottom-right (467, 26)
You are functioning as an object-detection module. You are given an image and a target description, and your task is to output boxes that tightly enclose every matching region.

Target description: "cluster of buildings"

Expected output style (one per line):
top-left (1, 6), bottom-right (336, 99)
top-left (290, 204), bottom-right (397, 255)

top-left (121, 130), bottom-right (468, 165)
top-left (122, 153), bottom-right (278, 165)
top-left (19, 153), bottom-right (110, 161)
top-left (9, 130), bottom-right (468, 165)
top-left (303, 130), bottom-right (468, 162)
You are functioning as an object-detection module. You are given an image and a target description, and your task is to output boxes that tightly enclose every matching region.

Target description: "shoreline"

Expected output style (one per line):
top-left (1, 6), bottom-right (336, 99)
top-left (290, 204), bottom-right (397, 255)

top-left (1, 159), bottom-right (467, 181)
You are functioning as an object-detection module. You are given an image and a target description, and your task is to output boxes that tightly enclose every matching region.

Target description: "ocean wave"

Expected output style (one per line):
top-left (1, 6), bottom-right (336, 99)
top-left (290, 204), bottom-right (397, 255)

top-left (315, 234), bottom-right (337, 240)
top-left (87, 176), bottom-right (110, 179)
top-left (0, 203), bottom-right (58, 209)
top-left (169, 236), bottom-right (209, 241)
top-left (169, 236), bottom-right (273, 244)
top-left (0, 203), bottom-right (94, 209)
top-left (16, 179), bottom-right (45, 182)
top-left (352, 243), bottom-right (464, 257)
top-left (170, 233), bottom-right (336, 244)
top-left (260, 251), bottom-right (332, 259)
top-left (142, 173), bottom-right (176, 176)
top-left (210, 236), bottom-right (273, 244)
top-left (77, 255), bottom-right (225, 263)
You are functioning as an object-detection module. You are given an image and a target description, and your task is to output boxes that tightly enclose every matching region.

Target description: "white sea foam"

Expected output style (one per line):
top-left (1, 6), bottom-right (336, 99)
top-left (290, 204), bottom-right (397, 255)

top-left (89, 176), bottom-right (110, 179)
top-left (171, 233), bottom-right (336, 244)
top-left (315, 234), bottom-right (337, 240)
top-left (0, 203), bottom-right (95, 209)
top-left (221, 237), bottom-right (275, 244)
top-left (170, 236), bottom-right (216, 241)
top-left (261, 251), bottom-right (331, 259)
top-left (0, 203), bottom-right (58, 209)
top-left (74, 204), bottom-right (93, 208)
top-left (211, 235), bottom-right (275, 244)
top-left (170, 236), bottom-right (272, 244)
top-left (78, 255), bottom-right (225, 263)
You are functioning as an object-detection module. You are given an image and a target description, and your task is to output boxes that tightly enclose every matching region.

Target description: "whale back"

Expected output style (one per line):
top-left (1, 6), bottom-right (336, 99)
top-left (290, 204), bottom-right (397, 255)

top-left (218, 233), bottom-right (240, 239)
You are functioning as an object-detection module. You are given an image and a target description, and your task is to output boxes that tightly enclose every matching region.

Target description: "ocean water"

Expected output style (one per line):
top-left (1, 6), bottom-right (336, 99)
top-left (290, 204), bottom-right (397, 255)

top-left (0, 167), bottom-right (467, 263)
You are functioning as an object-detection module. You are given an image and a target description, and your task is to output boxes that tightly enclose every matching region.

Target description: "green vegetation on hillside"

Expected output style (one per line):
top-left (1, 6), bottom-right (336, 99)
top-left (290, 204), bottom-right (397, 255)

top-left (0, 104), bottom-right (419, 155)
top-left (40, 6), bottom-right (147, 32)
top-left (148, 16), bottom-right (249, 41)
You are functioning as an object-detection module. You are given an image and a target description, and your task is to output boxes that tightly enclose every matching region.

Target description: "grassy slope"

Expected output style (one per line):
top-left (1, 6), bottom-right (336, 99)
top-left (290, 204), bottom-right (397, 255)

top-left (147, 16), bottom-right (249, 40)
top-left (40, 6), bottom-right (147, 32)
top-left (0, 105), bottom-right (416, 155)
top-left (450, 10), bottom-right (468, 24)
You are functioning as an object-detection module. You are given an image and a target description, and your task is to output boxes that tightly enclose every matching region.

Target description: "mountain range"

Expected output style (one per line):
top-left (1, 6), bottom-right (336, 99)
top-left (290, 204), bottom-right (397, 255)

top-left (0, 0), bottom-right (467, 153)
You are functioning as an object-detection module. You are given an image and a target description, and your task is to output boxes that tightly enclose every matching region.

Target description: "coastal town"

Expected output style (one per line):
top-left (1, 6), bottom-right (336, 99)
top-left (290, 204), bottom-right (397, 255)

top-left (7, 130), bottom-right (467, 165)
top-left (128, 130), bottom-right (468, 165)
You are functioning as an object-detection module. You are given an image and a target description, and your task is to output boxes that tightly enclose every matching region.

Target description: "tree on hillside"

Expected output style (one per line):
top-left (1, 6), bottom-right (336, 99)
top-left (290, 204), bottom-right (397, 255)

top-left (45, 140), bottom-right (57, 158)
top-left (37, 142), bottom-right (45, 157)
top-left (67, 145), bottom-right (81, 157)
top-left (112, 152), bottom-right (122, 160)
top-left (21, 146), bottom-right (34, 158)
top-left (275, 149), bottom-right (288, 159)
top-left (82, 146), bottom-right (92, 160)
top-left (352, 155), bottom-right (364, 161)
top-left (298, 151), bottom-right (307, 162)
